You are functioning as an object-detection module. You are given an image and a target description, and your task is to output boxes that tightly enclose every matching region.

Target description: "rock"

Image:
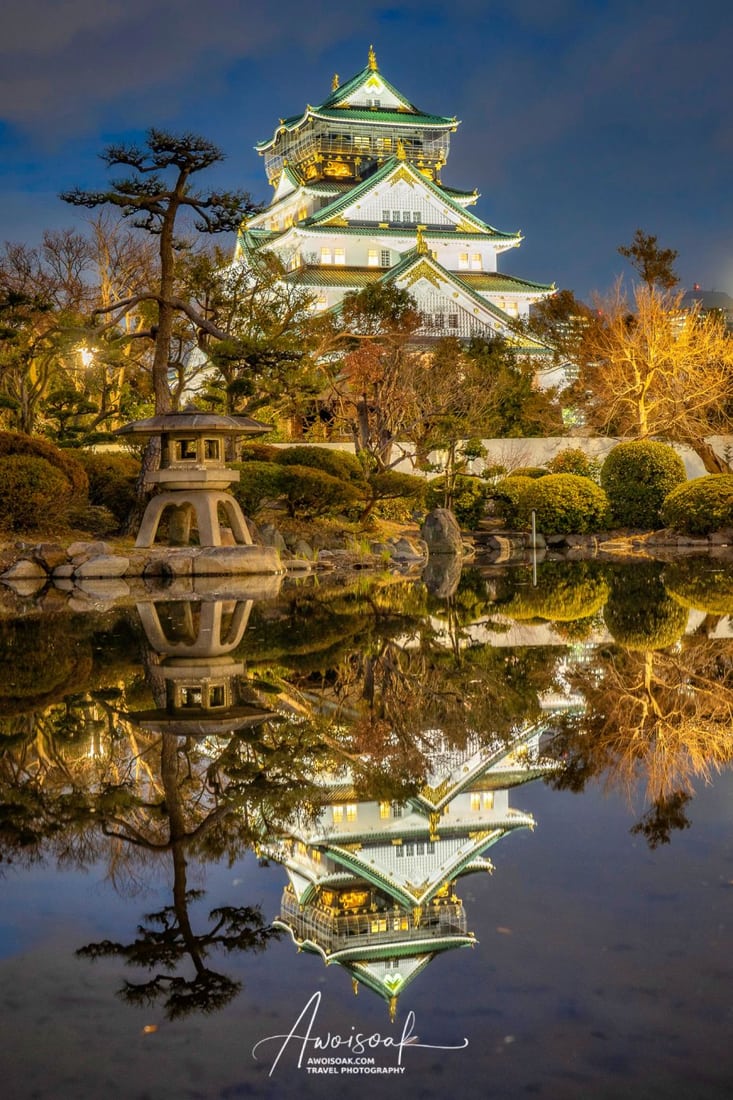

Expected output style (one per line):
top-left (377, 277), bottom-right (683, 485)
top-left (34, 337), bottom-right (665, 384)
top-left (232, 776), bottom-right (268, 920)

top-left (67, 540), bottom-right (114, 564)
top-left (192, 546), bottom-right (283, 576)
top-left (74, 578), bottom-right (131, 601)
top-left (1, 577), bottom-right (46, 597)
top-left (259, 524), bottom-right (288, 553)
top-left (52, 563), bottom-right (75, 578)
top-left (30, 543), bottom-right (68, 571)
top-left (710, 529), bottom-right (733, 545)
top-left (74, 555), bottom-right (130, 578)
top-left (294, 539), bottom-right (315, 560)
top-left (420, 508), bottom-right (463, 556)
top-left (390, 536), bottom-right (428, 561)
top-left (317, 549), bottom-right (334, 559)
top-left (1, 559), bottom-right (47, 580)
top-left (422, 552), bottom-right (462, 597)
top-left (285, 558), bottom-right (314, 572)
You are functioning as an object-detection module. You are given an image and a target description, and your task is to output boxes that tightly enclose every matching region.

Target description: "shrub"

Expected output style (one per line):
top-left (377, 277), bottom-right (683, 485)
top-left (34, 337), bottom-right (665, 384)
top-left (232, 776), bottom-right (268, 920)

top-left (663, 559), bottom-right (733, 614)
top-left (231, 461), bottom-right (288, 516)
top-left (364, 470), bottom-right (427, 519)
top-left (426, 475), bottom-right (490, 529)
top-left (279, 465), bottom-right (363, 518)
top-left (660, 475), bottom-right (733, 536)
top-left (548, 447), bottom-right (601, 482)
top-left (238, 442), bottom-right (280, 464)
top-left (524, 474), bottom-right (609, 534)
top-left (276, 445), bottom-right (366, 485)
top-left (490, 475), bottom-right (535, 528)
top-left (601, 441), bottom-right (686, 527)
top-left (0, 455), bottom-right (74, 531)
top-left (511, 466), bottom-right (548, 479)
top-left (75, 450), bottom-right (140, 525)
top-left (501, 562), bottom-right (610, 622)
top-left (0, 431), bottom-right (88, 499)
top-left (604, 565), bottom-right (688, 650)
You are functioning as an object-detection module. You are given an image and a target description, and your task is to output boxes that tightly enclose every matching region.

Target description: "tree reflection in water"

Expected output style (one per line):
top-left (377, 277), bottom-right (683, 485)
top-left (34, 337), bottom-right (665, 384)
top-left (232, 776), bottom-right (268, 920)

top-left (0, 558), bottom-right (731, 1016)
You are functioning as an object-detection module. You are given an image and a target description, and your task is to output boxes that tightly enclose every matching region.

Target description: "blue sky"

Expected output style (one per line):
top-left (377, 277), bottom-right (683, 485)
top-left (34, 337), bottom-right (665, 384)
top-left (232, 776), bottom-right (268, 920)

top-left (1, 0), bottom-right (732, 299)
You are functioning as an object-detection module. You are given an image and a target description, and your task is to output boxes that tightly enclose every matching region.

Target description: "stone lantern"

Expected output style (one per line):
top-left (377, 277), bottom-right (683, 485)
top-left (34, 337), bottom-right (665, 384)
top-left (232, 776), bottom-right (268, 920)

top-left (115, 405), bottom-right (269, 549)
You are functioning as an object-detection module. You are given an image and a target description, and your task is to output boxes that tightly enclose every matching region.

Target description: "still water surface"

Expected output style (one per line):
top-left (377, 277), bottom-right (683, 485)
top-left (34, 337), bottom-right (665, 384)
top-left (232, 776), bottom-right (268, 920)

top-left (1, 557), bottom-right (732, 1099)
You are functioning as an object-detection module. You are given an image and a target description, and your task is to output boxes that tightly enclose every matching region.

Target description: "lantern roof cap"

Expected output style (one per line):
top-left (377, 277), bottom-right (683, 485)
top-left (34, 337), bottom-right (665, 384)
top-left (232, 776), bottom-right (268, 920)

top-left (115, 404), bottom-right (271, 438)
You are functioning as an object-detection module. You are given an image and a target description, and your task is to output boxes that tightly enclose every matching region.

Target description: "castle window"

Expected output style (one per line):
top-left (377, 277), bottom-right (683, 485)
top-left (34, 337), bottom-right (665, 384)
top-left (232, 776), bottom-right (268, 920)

top-left (315, 293), bottom-right (328, 311)
top-left (379, 801), bottom-right (391, 819)
top-left (471, 253), bottom-right (482, 270)
top-left (458, 253), bottom-right (469, 270)
top-left (484, 792), bottom-right (495, 809)
top-left (392, 210), bottom-right (401, 222)
top-left (332, 806), bottom-right (344, 823)
top-left (449, 314), bottom-right (459, 328)
top-left (403, 210), bottom-right (411, 223)
top-left (391, 802), bottom-right (403, 817)
top-left (413, 211), bottom-right (420, 224)
top-left (470, 793), bottom-right (481, 811)
top-left (321, 247), bottom-right (332, 265)
top-left (368, 249), bottom-right (379, 267)
top-left (381, 249), bottom-right (391, 267)
top-left (345, 803), bottom-right (357, 821)
top-left (382, 209), bottom-right (390, 223)
top-left (334, 247), bottom-right (346, 266)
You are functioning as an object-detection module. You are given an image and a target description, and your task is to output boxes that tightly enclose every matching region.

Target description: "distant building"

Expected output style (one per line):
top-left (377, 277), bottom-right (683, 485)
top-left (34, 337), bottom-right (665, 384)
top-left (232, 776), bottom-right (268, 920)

top-left (234, 47), bottom-right (555, 350)
top-left (681, 285), bottom-right (733, 329)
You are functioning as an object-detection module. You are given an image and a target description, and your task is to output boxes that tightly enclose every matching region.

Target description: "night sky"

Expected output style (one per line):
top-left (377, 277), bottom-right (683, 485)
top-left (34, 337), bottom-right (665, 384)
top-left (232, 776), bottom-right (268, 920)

top-left (1, 0), bottom-right (732, 301)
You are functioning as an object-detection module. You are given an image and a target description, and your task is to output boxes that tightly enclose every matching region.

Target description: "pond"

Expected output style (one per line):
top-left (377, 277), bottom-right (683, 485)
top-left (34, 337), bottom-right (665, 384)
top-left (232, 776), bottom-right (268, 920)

top-left (1, 555), bottom-right (732, 1100)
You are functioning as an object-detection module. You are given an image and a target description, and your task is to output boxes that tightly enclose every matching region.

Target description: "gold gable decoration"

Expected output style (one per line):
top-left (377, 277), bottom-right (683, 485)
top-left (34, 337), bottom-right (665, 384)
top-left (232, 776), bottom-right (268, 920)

top-left (389, 165), bottom-right (415, 188)
top-left (403, 260), bottom-right (442, 289)
top-left (332, 73), bottom-right (340, 91)
top-left (368, 44), bottom-right (378, 71)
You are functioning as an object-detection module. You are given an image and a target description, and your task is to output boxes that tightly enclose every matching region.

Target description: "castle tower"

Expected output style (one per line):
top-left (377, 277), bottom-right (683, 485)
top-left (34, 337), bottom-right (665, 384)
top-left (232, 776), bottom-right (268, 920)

top-left (237, 48), bottom-right (554, 347)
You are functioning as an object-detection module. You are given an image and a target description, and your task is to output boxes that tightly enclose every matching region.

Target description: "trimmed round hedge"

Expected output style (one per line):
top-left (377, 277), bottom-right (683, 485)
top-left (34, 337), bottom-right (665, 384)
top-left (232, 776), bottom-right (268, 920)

top-left (0, 455), bottom-right (73, 531)
top-left (275, 445), bottom-right (366, 485)
top-left (0, 431), bottom-right (88, 499)
top-left (524, 474), bottom-right (609, 534)
top-left (601, 441), bottom-right (686, 528)
top-left (426, 475), bottom-right (489, 529)
top-left (490, 475), bottom-right (535, 528)
top-left (660, 474), bottom-right (733, 536)
top-left (75, 450), bottom-right (140, 525)
top-left (501, 562), bottom-right (610, 622)
top-left (231, 461), bottom-right (288, 516)
top-left (604, 566), bottom-right (688, 650)
top-left (548, 447), bottom-right (600, 482)
top-left (664, 559), bottom-right (733, 614)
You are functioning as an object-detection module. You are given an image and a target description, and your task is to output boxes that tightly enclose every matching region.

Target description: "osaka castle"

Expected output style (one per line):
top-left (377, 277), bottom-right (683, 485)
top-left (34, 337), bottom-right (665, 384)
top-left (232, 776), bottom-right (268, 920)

top-left (259, 725), bottom-right (556, 1018)
top-left (235, 47), bottom-right (554, 345)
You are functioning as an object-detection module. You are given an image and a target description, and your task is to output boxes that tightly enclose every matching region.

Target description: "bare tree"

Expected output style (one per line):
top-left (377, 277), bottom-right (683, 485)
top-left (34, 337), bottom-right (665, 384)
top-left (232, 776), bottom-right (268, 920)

top-left (573, 284), bottom-right (733, 472)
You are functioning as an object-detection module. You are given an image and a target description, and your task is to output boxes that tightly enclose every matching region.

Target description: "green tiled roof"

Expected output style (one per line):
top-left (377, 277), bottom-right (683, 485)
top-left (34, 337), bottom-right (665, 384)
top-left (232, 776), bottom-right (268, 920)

top-left (318, 64), bottom-right (419, 113)
top-left (256, 60), bottom-right (456, 151)
top-left (284, 266), bottom-right (380, 287)
top-left (312, 107), bottom-right (454, 127)
top-left (303, 155), bottom-right (517, 238)
top-left (462, 272), bottom-right (555, 293)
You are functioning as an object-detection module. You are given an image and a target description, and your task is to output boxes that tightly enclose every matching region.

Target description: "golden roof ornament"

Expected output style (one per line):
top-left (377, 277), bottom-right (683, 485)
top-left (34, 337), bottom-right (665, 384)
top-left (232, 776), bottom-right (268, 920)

top-left (395, 138), bottom-right (406, 161)
top-left (389, 996), bottom-right (398, 1023)
top-left (415, 226), bottom-right (429, 255)
top-left (332, 73), bottom-right (340, 91)
top-left (368, 44), bottom-right (378, 71)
